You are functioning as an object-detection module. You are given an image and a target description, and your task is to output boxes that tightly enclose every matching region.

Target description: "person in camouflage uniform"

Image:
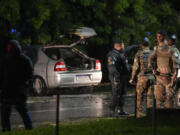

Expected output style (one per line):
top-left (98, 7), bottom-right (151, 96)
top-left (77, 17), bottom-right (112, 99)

top-left (168, 34), bottom-right (180, 94)
top-left (129, 37), bottom-right (154, 118)
top-left (148, 31), bottom-right (178, 109)
top-left (168, 34), bottom-right (180, 69)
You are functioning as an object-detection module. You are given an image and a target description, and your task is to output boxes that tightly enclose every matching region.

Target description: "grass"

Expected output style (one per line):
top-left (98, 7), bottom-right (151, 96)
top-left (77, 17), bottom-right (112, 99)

top-left (1, 115), bottom-right (180, 135)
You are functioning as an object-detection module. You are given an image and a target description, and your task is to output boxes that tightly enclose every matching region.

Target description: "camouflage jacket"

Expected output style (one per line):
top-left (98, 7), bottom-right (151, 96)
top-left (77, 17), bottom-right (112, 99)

top-left (131, 47), bottom-right (153, 80)
top-left (148, 43), bottom-right (177, 80)
top-left (170, 45), bottom-right (180, 69)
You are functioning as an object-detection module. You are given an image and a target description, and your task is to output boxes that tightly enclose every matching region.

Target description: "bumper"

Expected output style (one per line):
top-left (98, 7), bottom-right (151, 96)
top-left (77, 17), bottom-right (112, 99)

top-left (48, 71), bottom-right (102, 89)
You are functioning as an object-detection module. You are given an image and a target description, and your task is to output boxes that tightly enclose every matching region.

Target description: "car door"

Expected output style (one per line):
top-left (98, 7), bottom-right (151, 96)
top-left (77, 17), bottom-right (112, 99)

top-left (43, 47), bottom-right (62, 88)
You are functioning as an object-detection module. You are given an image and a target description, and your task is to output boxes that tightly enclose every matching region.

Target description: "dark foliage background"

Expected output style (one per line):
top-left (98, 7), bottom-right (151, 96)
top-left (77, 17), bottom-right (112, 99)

top-left (1, 0), bottom-right (180, 82)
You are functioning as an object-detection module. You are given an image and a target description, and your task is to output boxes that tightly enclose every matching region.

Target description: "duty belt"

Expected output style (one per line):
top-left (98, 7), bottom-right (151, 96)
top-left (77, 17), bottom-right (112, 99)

top-left (144, 71), bottom-right (152, 74)
top-left (159, 73), bottom-right (171, 77)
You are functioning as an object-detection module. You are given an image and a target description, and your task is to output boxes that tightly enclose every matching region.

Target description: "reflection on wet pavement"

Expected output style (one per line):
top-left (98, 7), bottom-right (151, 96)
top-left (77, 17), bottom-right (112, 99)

top-left (0, 93), bottom-right (136, 127)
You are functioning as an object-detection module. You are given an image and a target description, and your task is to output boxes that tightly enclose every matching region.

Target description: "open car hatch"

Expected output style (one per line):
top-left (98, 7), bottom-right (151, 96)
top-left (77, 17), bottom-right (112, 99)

top-left (46, 27), bottom-right (97, 47)
top-left (70, 27), bottom-right (97, 38)
top-left (69, 27), bottom-right (97, 47)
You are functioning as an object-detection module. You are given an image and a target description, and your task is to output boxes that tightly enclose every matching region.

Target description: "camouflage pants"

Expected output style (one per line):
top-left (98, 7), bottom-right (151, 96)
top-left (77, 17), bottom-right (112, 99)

top-left (136, 75), bottom-right (154, 118)
top-left (154, 75), bottom-right (174, 108)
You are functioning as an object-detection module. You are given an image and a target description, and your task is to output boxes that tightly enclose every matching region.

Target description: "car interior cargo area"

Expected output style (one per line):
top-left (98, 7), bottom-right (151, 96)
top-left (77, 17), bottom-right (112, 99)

top-left (44, 47), bottom-right (93, 71)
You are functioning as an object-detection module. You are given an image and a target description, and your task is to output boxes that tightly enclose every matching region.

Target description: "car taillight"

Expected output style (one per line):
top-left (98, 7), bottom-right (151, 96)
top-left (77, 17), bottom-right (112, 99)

top-left (54, 62), bottom-right (66, 71)
top-left (95, 60), bottom-right (101, 70)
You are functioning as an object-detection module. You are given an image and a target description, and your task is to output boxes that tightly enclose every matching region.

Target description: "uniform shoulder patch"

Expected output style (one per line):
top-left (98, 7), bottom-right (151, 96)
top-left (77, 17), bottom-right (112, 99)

top-left (108, 57), bottom-right (113, 65)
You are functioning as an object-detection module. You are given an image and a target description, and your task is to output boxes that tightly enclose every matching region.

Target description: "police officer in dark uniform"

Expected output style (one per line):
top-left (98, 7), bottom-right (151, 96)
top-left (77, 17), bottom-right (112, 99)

top-left (107, 40), bottom-right (139, 115)
top-left (0, 40), bottom-right (33, 132)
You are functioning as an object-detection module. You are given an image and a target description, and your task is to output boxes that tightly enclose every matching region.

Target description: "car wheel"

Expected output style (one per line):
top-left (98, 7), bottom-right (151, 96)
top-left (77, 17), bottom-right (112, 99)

top-left (175, 88), bottom-right (180, 108)
top-left (33, 76), bottom-right (47, 96)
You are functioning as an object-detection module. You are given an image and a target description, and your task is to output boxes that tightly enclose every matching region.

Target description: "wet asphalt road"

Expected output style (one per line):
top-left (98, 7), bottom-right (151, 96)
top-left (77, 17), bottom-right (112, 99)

top-left (0, 92), bottom-right (136, 128)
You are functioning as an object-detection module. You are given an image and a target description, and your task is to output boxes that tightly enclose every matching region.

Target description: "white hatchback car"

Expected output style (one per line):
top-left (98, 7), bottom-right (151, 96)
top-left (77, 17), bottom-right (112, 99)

top-left (24, 27), bottom-right (102, 95)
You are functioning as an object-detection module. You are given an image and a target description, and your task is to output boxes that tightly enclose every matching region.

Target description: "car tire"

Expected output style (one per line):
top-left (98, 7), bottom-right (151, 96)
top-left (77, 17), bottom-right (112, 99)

top-left (32, 76), bottom-right (47, 96)
top-left (175, 88), bottom-right (180, 108)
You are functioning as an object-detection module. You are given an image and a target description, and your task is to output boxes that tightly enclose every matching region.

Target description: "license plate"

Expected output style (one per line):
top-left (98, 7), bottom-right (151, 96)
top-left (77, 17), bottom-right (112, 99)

top-left (76, 75), bottom-right (90, 81)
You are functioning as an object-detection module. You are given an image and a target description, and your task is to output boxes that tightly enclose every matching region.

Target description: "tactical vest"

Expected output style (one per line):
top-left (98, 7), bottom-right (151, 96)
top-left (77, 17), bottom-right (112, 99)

top-left (170, 45), bottom-right (180, 68)
top-left (139, 49), bottom-right (152, 75)
top-left (156, 45), bottom-right (173, 74)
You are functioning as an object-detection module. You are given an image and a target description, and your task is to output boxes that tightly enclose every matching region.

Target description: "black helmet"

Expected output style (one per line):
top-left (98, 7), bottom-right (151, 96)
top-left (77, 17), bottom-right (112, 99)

top-left (170, 34), bottom-right (177, 41)
top-left (142, 37), bottom-right (149, 46)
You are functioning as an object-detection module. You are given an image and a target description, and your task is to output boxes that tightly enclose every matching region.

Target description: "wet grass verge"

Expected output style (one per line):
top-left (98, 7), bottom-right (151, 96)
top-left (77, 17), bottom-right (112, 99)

top-left (1, 115), bottom-right (180, 135)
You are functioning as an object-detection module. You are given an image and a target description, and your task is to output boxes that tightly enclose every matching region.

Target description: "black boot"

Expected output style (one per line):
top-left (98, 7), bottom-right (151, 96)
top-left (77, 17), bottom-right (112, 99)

top-left (115, 107), bottom-right (129, 116)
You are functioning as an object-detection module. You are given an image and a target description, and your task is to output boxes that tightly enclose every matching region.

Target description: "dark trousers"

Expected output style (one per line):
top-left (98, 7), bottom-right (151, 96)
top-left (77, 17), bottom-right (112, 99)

top-left (109, 75), bottom-right (127, 112)
top-left (1, 98), bottom-right (33, 132)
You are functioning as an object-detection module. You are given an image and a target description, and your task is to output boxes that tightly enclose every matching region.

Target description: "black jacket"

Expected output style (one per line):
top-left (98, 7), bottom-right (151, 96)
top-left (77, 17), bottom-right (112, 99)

top-left (0, 40), bottom-right (33, 99)
top-left (1, 54), bottom-right (33, 88)
top-left (107, 45), bottom-right (139, 82)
